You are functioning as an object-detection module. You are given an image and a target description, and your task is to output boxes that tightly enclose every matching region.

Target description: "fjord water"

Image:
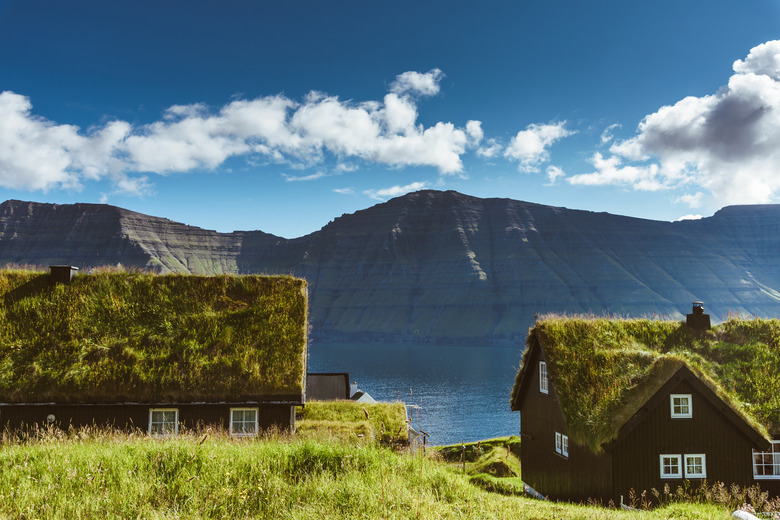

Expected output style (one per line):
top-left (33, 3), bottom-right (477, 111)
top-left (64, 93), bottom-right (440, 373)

top-left (308, 343), bottom-right (522, 446)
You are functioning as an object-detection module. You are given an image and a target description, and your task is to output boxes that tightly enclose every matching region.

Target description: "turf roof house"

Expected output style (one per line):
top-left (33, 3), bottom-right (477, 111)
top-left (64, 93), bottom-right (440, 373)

top-left (0, 267), bottom-right (308, 436)
top-left (510, 306), bottom-right (780, 503)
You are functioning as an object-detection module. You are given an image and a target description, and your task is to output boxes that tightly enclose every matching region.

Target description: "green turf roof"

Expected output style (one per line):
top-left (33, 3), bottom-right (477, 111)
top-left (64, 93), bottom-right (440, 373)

top-left (511, 315), bottom-right (780, 452)
top-left (0, 269), bottom-right (308, 404)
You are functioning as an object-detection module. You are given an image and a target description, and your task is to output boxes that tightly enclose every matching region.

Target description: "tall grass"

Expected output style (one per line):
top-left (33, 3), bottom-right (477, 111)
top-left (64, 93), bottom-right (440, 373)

top-left (0, 429), bottom-right (733, 519)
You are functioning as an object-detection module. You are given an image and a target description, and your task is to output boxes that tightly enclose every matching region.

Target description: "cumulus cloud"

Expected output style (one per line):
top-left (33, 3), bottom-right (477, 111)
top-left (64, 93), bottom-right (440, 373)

top-left (504, 121), bottom-right (573, 172)
top-left (578, 39), bottom-right (780, 206)
top-left (363, 181), bottom-right (429, 200)
top-left (545, 165), bottom-right (566, 184)
top-left (675, 214), bottom-right (703, 221)
top-left (476, 138), bottom-right (502, 159)
top-left (390, 69), bottom-right (443, 97)
top-left (0, 69), bottom-right (480, 195)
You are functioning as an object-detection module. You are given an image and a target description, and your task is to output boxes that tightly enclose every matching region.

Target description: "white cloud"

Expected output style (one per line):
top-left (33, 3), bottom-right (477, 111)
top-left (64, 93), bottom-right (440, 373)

top-left (363, 181), bottom-right (429, 200)
top-left (545, 165), bottom-right (566, 184)
top-left (477, 138), bottom-right (502, 158)
top-left (675, 214), bottom-right (703, 221)
top-left (587, 39), bottom-right (780, 206)
top-left (504, 121), bottom-right (573, 172)
top-left (0, 70), bottom-right (480, 194)
top-left (390, 69), bottom-right (443, 97)
top-left (568, 152), bottom-right (664, 191)
top-left (675, 192), bottom-right (705, 208)
top-left (282, 171), bottom-right (328, 182)
top-left (600, 123), bottom-right (621, 144)
top-left (333, 187), bottom-right (355, 195)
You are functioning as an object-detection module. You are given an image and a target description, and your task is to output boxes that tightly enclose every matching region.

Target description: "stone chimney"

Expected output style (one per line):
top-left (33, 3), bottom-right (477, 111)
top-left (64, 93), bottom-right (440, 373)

top-left (686, 301), bottom-right (711, 331)
top-left (49, 265), bottom-right (79, 284)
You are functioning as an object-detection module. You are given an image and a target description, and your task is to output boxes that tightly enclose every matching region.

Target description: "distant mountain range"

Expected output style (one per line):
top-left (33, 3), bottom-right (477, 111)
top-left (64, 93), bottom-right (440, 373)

top-left (2, 190), bottom-right (780, 345)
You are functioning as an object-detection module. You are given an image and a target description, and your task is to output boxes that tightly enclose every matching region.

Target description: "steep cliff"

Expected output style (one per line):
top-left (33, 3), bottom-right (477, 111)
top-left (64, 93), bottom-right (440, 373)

top-left (2, 192), bottom-right (779, 344)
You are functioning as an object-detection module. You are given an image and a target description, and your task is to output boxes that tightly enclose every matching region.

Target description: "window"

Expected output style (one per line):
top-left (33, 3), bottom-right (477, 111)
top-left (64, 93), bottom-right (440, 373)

top-left (685, 454), bottom-right (707, 478)
top-left (539, 361), bottom-right (549, 394)
top-left (149, 408), bottom-right (178, 437)
top-left (555, 431), bottom-right (568, 458)
top-left (230, 408), bottom-right (259, 437)
top-left (670, 394), bottom-right (692, 418)
top-left (753, 441), bottom-right (780, 479)
top-left (660, 453), bottom-right (707, 479)
top-left (660, 454), bottom-right (682, 479)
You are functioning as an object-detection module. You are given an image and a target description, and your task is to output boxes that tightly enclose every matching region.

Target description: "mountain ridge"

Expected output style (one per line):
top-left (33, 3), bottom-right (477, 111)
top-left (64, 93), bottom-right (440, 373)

top-left (2, 191), bottom-right (780, 344)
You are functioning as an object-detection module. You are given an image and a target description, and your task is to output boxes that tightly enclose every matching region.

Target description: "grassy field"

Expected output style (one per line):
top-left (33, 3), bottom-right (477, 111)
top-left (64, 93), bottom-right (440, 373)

top-left (0, 428), bottom-right (738, 519)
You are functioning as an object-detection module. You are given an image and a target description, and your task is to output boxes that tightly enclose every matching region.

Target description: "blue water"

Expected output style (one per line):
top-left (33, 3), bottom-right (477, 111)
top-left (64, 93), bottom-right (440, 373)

top-left (307, 343), bottom-right (523, 446)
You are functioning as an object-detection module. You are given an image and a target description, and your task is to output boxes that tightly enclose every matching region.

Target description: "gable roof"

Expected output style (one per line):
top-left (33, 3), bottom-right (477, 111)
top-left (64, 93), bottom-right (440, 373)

top-left (511, 316), bottom-right (778, 452)
top-left (0, 269), bottom-right (308, 404)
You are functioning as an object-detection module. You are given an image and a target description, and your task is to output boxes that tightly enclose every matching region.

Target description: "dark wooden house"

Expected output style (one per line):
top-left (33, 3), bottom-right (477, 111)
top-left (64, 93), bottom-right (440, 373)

top-left (510, 312), bottom-right (780, 503)
top-left (0, 268), bottom-right (308, 437)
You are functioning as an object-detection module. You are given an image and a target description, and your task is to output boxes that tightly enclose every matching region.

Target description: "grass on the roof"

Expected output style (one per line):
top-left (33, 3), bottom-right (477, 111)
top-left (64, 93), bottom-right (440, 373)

top-left (0, 268), bottom-right (307, 403)
top-left (513, 315), bottom-right (780, 452)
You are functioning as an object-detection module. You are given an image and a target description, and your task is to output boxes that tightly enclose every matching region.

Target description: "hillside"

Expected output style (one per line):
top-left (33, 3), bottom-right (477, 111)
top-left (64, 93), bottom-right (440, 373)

top-left (2, 191), bottom-right (780, 344)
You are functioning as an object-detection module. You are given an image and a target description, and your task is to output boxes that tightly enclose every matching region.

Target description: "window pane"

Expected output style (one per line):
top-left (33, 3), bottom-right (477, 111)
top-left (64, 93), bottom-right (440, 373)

top-left (231, 408), bottom-right (258, 436)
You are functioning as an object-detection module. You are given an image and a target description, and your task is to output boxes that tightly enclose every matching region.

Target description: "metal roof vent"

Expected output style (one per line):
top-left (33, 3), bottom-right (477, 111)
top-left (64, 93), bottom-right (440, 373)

top-left (686, 301), bottom-right (711, 331)
top-left (49, 265), bottom-right (79, 284)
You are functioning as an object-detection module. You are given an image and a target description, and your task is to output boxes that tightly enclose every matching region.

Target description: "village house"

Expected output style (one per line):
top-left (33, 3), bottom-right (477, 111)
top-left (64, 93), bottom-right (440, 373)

top-left (510, 305), bottom-right (780, 503)
top-left (0, 267), bottom-right (308, 436)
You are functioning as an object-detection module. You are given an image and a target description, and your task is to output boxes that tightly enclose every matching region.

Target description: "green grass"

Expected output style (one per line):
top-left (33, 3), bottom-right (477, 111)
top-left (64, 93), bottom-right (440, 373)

top-left (512, 315), bottom-right (780, 451)
top-left (0, 268), bottom-right (307, 402)
top-left (0, 429), bottom-right (742, 519)
top-left (298, 401), bottom-right (408, 446)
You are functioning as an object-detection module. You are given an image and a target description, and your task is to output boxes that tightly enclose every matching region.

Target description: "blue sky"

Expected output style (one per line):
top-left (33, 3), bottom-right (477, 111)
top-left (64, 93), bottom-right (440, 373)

top-left (1, 1), bottom-right (779, 237)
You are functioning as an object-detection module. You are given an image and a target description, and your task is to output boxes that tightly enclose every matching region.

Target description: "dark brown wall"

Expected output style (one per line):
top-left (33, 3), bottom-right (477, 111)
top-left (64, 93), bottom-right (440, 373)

top-left (519, 345), bottom-right (612, 502)
top-left (0, 402), bottom-right (296, 433)
top-left (307, 373), bottom-right (349, 400)
top-left (612, 378), bottom-right (773, 501)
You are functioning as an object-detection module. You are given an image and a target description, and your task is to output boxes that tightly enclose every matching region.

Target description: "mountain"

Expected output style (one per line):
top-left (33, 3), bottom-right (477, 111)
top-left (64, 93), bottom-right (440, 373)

top-left (2, 191), bottom-right (780, 344)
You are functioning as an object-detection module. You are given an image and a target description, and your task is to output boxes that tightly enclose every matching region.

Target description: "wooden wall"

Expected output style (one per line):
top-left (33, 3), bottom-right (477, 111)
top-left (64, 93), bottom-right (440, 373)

top-left (0, 402), bottom-right (296, 434)
top-left (612, 378), bottom-right (776, 501)
top-left (519, 344), bottom-right (613, 502)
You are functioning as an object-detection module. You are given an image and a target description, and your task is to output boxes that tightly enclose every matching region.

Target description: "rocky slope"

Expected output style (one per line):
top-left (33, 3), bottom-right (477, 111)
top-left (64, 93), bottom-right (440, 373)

top-left (2, 191), bottom-right (779, 344)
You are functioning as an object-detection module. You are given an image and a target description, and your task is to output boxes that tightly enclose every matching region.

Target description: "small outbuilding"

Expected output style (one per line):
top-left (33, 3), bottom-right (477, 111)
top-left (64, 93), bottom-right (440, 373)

top-left (0, 268), bottom-right (308, 436)
top-left (511, 309), bottom-right (780, 503)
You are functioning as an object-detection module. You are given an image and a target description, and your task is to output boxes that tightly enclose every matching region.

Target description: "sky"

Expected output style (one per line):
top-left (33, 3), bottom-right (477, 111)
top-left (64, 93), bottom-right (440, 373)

top-left (1, 1), bottom-right (780, 238)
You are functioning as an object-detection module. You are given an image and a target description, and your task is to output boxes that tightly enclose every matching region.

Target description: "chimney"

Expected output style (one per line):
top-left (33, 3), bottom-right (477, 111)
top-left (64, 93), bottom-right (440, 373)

top-left (49, 265), bottom-right (79, 284)
top-left (350, 381), bottom-right (358, 398)
top-left (686, 301), bottom-right (711, 331)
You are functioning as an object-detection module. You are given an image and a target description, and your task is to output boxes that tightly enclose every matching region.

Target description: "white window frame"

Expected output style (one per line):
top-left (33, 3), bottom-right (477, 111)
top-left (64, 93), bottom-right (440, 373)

top-left (555, 431), bottom-right (568, 458)
top-left (539, 361), bottom-right (549, 394)
top-left (148, 408), bottom-right (179, 437)
top-left (684, 454), bottom-right (707, 478)
top-left (753, 441), bottom-right (780, 480)
top-left (660, 454), bottom-right (682, 479)
top-left (670, 394), bottom-right (692, 418)
top-left (230, 407), bottom-right (259, 437)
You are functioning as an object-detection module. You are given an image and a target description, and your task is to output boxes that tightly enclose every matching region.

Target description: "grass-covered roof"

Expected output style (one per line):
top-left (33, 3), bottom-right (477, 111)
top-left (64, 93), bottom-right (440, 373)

top-left (511, 315), bottom-right (780, 452)
top-left (0, 269), bottom-right (308, 403)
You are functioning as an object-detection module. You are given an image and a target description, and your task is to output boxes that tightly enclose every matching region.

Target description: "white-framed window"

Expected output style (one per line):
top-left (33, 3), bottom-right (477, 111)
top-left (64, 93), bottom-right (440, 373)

top-left (660, 454), bottom-right (682, 479)
top-left (753, 441), bottom-right (780, 479)
top-left (230, 408), bottom-right (259, 437)
top-left (149, 408), bottom-right (179, 437)
top-left (685, 454), bottom-right (707, 478)
top-left (660, 453), bottom-right (707, 478)
top-left (555, 431), bottom-right (568, 458)
top-left (670, 394), bottom-right (692, 418)
top-left (539, 361), bottom-right (549, 394)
